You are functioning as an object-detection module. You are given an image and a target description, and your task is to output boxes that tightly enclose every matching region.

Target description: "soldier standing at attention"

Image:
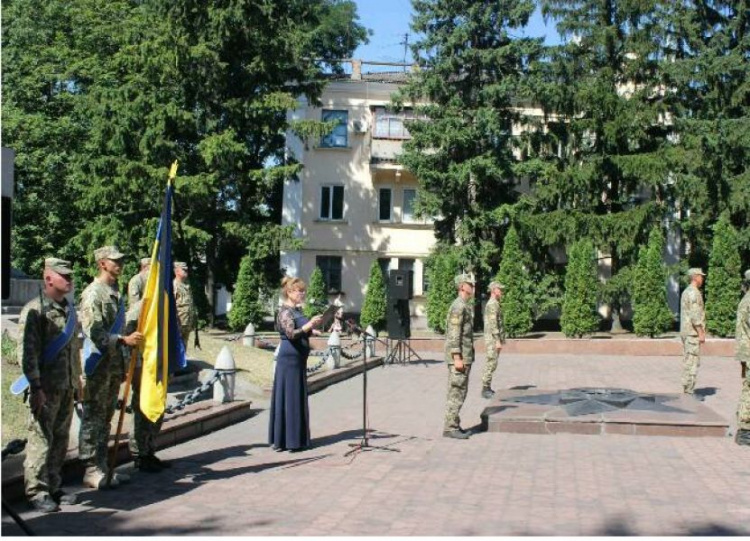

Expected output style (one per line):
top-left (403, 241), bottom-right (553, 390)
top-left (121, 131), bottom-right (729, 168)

top-left (680, 268), bottom-right (706, 396)
top-left (734, 269), bottom-right (750, 446)
top-left (18, 258), bottom-right (81, 512)
top-left (127, 257), bottom-right (151, 307)
top-left (443, 273), bottom-right (476, 439)
top-left (481, 281), bottom-right (506, 399)
top-left (79, 246), bottom-right (143, 489)
top-left (173, 261), bottom-right (195, 347)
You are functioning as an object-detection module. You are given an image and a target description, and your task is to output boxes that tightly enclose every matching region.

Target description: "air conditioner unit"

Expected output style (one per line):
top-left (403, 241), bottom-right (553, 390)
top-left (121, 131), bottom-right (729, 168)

top-left (352, 120), bottom-right (368, 134)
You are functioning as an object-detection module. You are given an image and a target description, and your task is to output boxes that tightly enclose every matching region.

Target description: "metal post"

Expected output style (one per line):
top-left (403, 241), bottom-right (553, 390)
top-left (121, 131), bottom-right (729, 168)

top-left (213, 345), bottom-right (236, 403)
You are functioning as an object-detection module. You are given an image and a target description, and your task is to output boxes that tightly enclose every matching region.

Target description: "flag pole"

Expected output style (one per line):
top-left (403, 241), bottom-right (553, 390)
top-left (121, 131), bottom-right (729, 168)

top-left (106, 162), bottom-right (179, 487)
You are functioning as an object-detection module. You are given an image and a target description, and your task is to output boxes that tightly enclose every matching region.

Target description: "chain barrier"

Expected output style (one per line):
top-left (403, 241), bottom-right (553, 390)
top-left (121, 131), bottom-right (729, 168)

top-left (306, 354), bottom-right (329, 375)
top-left (340, 341), bottom-right (364, 360)
top-left (164, 370), bottom-right (225, 415)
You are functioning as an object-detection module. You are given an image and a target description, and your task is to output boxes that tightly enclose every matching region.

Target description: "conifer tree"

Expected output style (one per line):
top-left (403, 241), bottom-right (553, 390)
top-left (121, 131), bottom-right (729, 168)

top-left (632, 228), bottom-right (674, 337)
top-left (560, 239), bottom-right (599, 337)
top-left (228, 254), bottom-right (264, 331)
top-left (360, 261), bottom-right (387, 332)
top-left (706, 216), bottom-right (742, 337)
top-left (304, 267), bottom-right (327, 319)
top-left (425, 247), bottom-right (462, 334)
top-left (495, 226), bottom-right (533, 337)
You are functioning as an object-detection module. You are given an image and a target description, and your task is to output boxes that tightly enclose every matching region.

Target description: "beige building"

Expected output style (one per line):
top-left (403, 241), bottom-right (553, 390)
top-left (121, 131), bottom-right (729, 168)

top-left (281, 63), bottom-right (435, 327)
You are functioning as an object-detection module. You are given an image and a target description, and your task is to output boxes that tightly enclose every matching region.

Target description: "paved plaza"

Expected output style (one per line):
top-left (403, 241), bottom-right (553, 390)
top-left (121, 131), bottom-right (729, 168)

top-left (3, 350), bottom-right (749, 536)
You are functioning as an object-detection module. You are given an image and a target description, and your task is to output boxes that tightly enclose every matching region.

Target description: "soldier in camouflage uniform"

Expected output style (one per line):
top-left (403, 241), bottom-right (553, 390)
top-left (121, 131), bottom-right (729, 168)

top-left (127, 257), bottom-right (151, 307)
top-left (443, 273), bottom-right (476, 439)
top-left (735, 269), bottom-right (750, 446)
top-left (680, 268), bottom-right (706, 396)
top-left (18, 259), bottom-right (80, 513)
top-left (124, 300), bottom-right (171, 472)
top-left (481, 281), bottom-right (506, 399)
top-left (173, 261), bottom-right (196, 347)
top-left (78, 246), bottom-right (143, 489)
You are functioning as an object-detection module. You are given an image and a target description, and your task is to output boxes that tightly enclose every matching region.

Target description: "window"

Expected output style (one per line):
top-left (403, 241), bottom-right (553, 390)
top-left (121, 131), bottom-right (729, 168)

top-left (316, 256), bottom-right (342, 293)
top-left (320, 109), bottom-right (348, 148)
top-left (398, 258), bottom-right (415, 298)
top-left (378, 258), bottom-right (391, 280)
top-left (320, 185), bottom-right (344, 220)
top-left (403, 189), bottom-right (417, 222)
top-left (373, 107), bottom-right (416, 139)
top-left (378, 188), bottom-right (392, 221)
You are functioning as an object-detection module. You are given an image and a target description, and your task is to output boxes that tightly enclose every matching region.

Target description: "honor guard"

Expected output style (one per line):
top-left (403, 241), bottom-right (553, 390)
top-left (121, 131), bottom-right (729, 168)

top-left (482, 281), bottom-right (506, 399)
top-left (17, 258), bottom-right (80, 512)
top-left (680, 268), bottom-right (706, 396)
top-left (127, 257), bottom-right (151, 307)
top-left (735, 269), bottom-right (750, 446)
top-left (443, 273), bottom-right (476, 439)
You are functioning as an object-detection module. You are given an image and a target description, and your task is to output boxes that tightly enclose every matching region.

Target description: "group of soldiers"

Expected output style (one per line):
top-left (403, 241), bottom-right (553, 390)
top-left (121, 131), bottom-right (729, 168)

top-left (442, 269), bottom-right (750, 447)
top-left (17, 246), bottom-right (195, 513)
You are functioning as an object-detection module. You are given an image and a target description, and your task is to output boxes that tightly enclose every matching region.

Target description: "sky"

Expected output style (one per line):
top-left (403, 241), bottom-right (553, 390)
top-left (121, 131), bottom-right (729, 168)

top-left (352, 0), bottom-right (562, 65)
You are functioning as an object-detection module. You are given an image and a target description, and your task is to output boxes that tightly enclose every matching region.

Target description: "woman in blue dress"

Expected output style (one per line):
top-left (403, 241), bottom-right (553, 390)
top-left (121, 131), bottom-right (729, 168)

top-left (269, 277), bottom-right (323, 451)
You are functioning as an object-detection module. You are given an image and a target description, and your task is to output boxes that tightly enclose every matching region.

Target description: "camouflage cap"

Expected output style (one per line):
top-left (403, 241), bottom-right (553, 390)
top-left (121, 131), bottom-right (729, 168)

top-left (454, 273), bottom-right (476, 287)
top-left (487, 281), bottom-right (505, 291)
top-left (687, 267), bottom-right (706, 277)
top-left (140, 257), bottom-right (151, 267)
top-left (44, 257), bottom-right (73, 275)
top-left (173, 261), bottom-right (188, 270)
top-left (94, 245), bottom-right (125, 262)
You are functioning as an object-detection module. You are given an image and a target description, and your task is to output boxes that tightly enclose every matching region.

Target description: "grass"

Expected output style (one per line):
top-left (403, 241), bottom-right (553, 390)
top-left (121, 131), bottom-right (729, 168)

top-left (2, 332), bottom-right (27, 446)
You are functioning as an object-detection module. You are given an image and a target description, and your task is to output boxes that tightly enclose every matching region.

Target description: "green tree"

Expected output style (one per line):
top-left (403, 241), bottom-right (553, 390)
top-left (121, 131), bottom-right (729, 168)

top-left (705, 216), bottom-right (742, 337)
top-left (494, 226), bottom-right (533, 337)
top-left (425, 246), bottom-right (462, 334)
top-left (360, 261), bottom-right (387, 332)
top-left (3, 0), bottom-right (369, 317)
top-left (228, 254), bottom-right (264, 331)
top-left (560, 239), bottom-right (599, 337)
top-left (632, 228), bottom-right (674, 337)
top-left (303, 266), bottom-right (327, 319)
top-left (398, 0), bottom-right (541, 278)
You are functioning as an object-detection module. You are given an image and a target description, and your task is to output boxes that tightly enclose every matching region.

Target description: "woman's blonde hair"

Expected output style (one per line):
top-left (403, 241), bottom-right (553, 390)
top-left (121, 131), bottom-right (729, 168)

top-left (281, 276), bottom-right (306, 299)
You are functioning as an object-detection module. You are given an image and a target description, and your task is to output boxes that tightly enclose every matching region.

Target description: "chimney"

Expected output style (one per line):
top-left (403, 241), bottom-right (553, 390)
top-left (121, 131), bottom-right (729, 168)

top-left (351, 59), bottom-right (362, 81)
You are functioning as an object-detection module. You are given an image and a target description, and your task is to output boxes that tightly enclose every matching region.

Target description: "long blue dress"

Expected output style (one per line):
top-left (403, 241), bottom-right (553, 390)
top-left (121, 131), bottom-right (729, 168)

top-left (268, 306), bottom-right (311, 451)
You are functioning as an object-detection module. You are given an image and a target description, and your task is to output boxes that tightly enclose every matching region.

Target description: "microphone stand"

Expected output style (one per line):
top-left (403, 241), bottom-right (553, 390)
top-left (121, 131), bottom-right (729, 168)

top-left (344, 320), bottom-right (399, 457)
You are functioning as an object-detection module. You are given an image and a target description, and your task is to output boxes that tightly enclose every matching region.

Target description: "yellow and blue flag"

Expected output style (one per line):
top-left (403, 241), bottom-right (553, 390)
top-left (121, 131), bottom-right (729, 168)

top-left (138, 162), bottom-right (187, 422)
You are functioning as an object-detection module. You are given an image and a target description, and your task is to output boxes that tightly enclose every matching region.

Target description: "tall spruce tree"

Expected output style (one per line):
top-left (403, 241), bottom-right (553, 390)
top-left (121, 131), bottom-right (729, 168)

top-left (303, 266), bottom-right (328, 319)
top-left (360, 261), bottom-right (387, 332)
top-left (494, 225), bottom-right (533, 337)
top-left (632, 228), bottom-right (674, 337)
top-left (3, 0), bottom-right (368, 317)
top-left (560, 239), bottom-right (599, 337)
top-left (397, 0), bottom-right (541, 278)
top-left (705, 215), bottom-right (742, 337)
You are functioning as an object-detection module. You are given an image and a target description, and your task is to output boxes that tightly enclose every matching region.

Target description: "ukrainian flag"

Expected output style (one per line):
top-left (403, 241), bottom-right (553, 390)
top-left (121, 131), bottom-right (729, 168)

top-left (138, 162), bottom-right (187, 422)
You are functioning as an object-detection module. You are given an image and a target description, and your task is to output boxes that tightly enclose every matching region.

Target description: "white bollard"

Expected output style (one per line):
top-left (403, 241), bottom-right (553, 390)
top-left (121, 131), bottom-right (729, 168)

top-left (327, 330), bottom-right (341, 369)
top-left (243, 322), bottom-right (256, 347)
top-left (365, 325), bottom-right (376, 358)
top-left (213, 345), bottom-right (236, 404)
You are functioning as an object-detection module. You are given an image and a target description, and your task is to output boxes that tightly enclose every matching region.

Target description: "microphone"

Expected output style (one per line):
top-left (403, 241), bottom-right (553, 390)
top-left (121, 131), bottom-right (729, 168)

top-left (345, 318), bottom-right (363, 335)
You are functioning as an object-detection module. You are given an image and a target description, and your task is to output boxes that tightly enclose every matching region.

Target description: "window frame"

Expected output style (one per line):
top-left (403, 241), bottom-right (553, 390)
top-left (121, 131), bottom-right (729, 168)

top-left (372, 106), bottom-right (417, 140)
top-left (378, 187), bottom-right (393, 222)
top-left (316, 255), bottom-right (343, 294)
top-left (320, 184), bottom-right (345, 221)
top-left (320, 109), bottom-right (349, 148)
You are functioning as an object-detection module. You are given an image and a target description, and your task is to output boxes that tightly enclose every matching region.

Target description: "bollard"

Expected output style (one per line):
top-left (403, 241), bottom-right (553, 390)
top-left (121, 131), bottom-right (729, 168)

top-left (365, 325), bottom-right (376, 358)
top-left (327, 330), bottom-right (341, 369)
top-left (242, 322), bottom-right (256, 347)
top-left (213, 345), bottom-right (236, 404)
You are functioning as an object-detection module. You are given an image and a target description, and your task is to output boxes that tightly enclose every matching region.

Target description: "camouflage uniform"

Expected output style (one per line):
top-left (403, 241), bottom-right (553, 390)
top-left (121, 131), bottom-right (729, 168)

top-left (127, 272), bottom-right (147, 308)
top-left (18, 295), bottom-right (80, 502)
top-left (78, 279), bottom-right (126, 475)
top-left (735, 287), bottom-right (750, 432)
top-left (443, 295), bottom-right (475, 432)
top-left (124, 301), bottom-right (163, 459)
top-left (680, 282), bottom-right (705, 394)
top-left (482, 296), bottom-right (506, 390)
top-left (174, 278), bottom-right (195, 346)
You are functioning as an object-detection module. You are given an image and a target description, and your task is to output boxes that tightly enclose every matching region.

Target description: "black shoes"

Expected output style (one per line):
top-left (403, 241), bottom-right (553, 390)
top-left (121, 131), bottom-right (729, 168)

top-left (149, 454), bottom-right (171, 469)
top-left (30, 494), bottom-right (59, 513)
top-left (481, 387), bottom-right (495, 399)
top-left (135, 455), bottom-right (165, 473)
top-left (735, 429), bottom-right (750, 446)
top-left (51, 490), bottom-right (78, 505)
top-left (443, 429), bottom-right (471, 440)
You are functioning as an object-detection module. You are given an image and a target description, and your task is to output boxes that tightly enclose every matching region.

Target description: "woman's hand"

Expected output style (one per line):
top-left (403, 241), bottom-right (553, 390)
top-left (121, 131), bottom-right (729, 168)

top-left (304, 315), bottom-right (324, 333)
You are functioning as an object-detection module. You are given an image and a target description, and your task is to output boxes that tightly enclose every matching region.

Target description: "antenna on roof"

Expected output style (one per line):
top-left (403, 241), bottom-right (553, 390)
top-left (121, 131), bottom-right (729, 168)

top-left (399, 33), bottom-right (410, 71)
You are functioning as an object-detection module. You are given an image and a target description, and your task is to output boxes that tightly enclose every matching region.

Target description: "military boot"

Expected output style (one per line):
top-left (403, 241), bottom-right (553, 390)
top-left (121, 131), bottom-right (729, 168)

top-left (51, 490), bottom-right (79, 505)
top-left (135, 455), bottom-right (162, 473)
top-left (29, 494), bottom-right (59, 513)
top-left (481, 386), bottom-right (495, 399)
top-left (83, 467), bottom-right (119, 489)
top-left (150, 454), bottom-right (172, 469)
top-left (443, 429), bottom-right (470, 440)
top-left (735, 429), bottom-right (750, 446)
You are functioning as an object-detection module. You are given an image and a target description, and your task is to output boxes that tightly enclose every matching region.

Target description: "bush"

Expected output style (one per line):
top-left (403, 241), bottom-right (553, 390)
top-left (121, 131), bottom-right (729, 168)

top-left (425, 247), bottom-right (461, 333)
top-left (360, 261), bottom-right (387, 332)
top-left (632, 228), bottom-right (674, 337)
top-left (495, 226), bottom-right (534, 337)
top-left (303, 266), bottom-right (328, 318)
top-left (228, 254), bottom-right (266, 331)
top-left (560, 239), bottom-right (600, 337)
top-left (706, 216), bottom-right (742, 337)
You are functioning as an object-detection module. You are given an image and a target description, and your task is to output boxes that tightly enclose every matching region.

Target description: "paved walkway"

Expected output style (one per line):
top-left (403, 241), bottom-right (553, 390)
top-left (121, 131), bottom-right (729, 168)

top-left (3, 351), bottom-right (749, 536)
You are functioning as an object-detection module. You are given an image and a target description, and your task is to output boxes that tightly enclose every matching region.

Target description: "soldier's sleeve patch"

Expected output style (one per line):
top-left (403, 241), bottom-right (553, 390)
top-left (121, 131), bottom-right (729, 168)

top-left (450, 314), bottom-right (460, 325)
